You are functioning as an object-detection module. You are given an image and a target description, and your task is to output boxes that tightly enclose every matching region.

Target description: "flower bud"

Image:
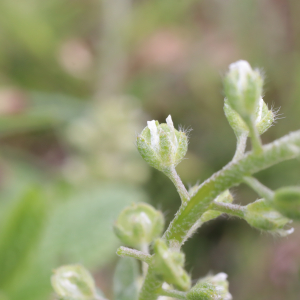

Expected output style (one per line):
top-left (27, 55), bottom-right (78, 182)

top-left (137, 115), bottom-right (188, 172)
top-left (153, 239), bottom-right (191, 291)
top-left (244, 199), bottom-right (293, 236)
top-left (51, 264), bottom-right (96, 300)
top-left (224, 60), bottom-right (263, 123)
top-left (114, 203), bottom-right (164, 248)
top-left (224, 97), bottom-right (274, 137)
top-left (187, 273), bottom-right (232, 300)
top-left (273, 187), bottom-right (300, 221)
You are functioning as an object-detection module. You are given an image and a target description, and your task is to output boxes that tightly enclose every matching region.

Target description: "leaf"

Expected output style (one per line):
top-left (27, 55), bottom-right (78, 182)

top-left (113, 257), bottom-right (139, 300)
top-left (41, 183), bottom-right (147, 267)
top-left (6, 183), bottom-right (147, 300)
top-left (0, 187), bottom-right (47, 290)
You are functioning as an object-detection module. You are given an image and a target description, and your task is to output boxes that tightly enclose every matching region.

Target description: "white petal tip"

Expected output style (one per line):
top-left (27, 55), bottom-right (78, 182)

top-left (229, 60), bottom-right (251, 71)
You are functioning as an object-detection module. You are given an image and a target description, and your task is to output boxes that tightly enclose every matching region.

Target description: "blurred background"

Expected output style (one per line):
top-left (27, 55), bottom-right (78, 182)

top-left (0, 0), bottom-right (299, 299)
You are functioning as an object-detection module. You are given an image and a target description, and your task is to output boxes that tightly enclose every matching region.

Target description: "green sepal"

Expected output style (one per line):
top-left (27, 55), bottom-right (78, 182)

top-left (174, 130), bottom-right (188, 165)
top-left (136, 134), bottom-right (161, 170)
top-left (224, 99), bottom-right (248, 136)
top-left (255, 100), bottom-right (274, 135)
top-left (273, 187), bottom-right (300, 220)
top-left (244, 199), bottom-right (293, 236)
top-left (157, 125), bottom-right (173, 167)
top-left (224, 98), bottom-right (274, 137)
top-left (114, 203), bottom-right (164, 248)
top-left (153, 239), bottom-right (191, 291)
top-left (187, 273), bottom-right (232, 300)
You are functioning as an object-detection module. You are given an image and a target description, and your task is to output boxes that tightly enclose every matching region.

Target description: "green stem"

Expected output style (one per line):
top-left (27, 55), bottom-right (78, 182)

top-left (243, 176), bottom-right (275, 201)
top-left (141, 243), bottom-right (150, 277)
top-left (163, 130), bottom-right (300, 246)
top-left (116, 246), bottom-right (152, 264)
top-left (233, 132), bottom-right (248, 161)
top-left (158, 288), bottom-right (187, 300)
top-left (247, 119), bottom-right (263, 154)
top-left (164, 166), bottom-right (190, 204)
top-left (138, 267), bottom-right (163, 300)
top-left (209, 202), bottom-right (246, 218)
top-left (139, 130), bottom-right (300, 300)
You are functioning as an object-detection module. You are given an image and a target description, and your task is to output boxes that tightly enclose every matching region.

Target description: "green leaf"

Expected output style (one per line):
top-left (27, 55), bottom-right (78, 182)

top-left (41, 184), bottom-right (147, 267)
top-left (6, 183), bottom-right (147, 300)
top-left (0, 187), bottom-right (47, 290)
top-left (113, 257), bottom-right (139, 300)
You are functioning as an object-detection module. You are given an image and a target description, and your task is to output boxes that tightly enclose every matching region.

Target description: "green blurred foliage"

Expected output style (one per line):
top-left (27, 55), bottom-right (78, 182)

top-left (0, 0), bottom-right (300, 299)
top-left (113, 258), bottom-right (139, 300)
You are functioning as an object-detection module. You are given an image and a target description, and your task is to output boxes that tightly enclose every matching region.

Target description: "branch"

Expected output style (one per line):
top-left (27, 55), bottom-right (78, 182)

top-left (163, 130), bottom-right (300, 246)
top-left (209, 202), bottom-right (246, 218)
top-left (116, 246), bottom-right (152, 264)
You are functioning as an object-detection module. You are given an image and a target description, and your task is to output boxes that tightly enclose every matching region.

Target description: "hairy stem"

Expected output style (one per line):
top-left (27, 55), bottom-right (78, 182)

top-left (116, 246), bottom-right (152, 264)
top-left (247, 119), bottom-right (263, 154)
top-left (141, 243), bottom-right (150, 277)
top-left (139, 130), bottom-right (300, 300)
top-left (158, 288), bottom-right (187, 300)
top-left (164, 166), bottom-right (190, 204)
top-left (209, 202), bottom-right (246, 218)
top-left (243, 176), bottom-right (275, 201)
top-left (163, 130), bottom-right (300, 246)
top-left (138, 267), bottom-right (163, 300)
top-left (233, 132), bottom-right (248, 161)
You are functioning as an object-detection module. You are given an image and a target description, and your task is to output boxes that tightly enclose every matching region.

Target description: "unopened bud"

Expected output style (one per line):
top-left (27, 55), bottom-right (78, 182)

top-left (137, 115), bottom-right (188, 172)
top-left (224, 60), bottom-right (263, 123)
top-left (51, 264), bottom-right (96, 300)
top-left (153, 239), bottom-right (191, 291)
top-left (114, 203), bottom-right (164, 248)
top-left (245, 199), bottom-right (293, 236)
top-left (274, 187), bottom-right (300, 221)
top-left (187, 273), bottom-right (232, 300)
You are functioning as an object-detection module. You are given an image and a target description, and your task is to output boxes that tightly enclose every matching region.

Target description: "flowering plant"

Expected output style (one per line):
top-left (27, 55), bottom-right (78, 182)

top-left (51, 60), bottom-right (300, 300)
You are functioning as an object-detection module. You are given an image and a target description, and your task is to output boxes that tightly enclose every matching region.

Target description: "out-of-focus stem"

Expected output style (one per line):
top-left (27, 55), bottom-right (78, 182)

top-left (96, 0), bottom-right (132, 97)
top-left (243, 176), bottom-right (275, 201)
top-left (141, 243), bottom-right (150, 277)
top-left (158, 288), bottom-right (187, 300)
